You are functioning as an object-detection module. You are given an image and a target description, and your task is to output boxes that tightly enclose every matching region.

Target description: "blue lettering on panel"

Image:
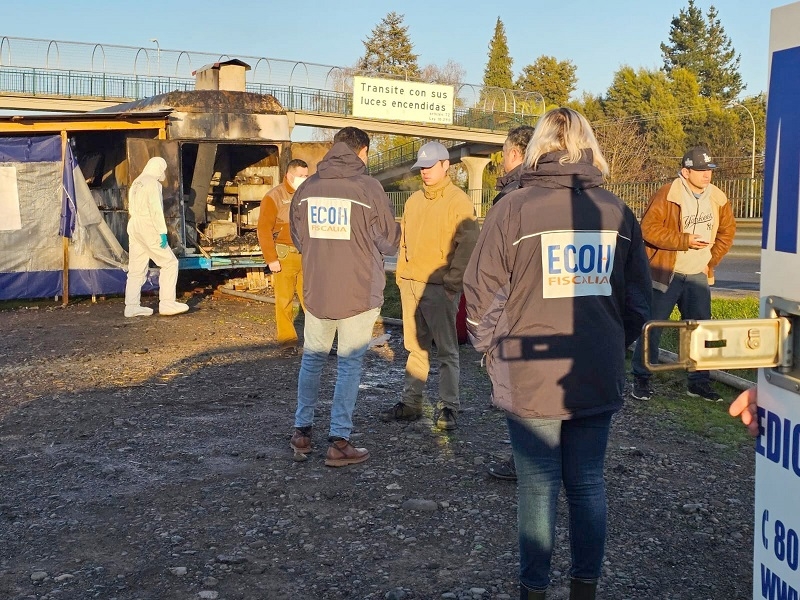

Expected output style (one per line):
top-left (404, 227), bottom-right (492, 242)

top-left (760, 564), bottom-right (799, 599)
top-left (763, 46), bottom-right (800, 253)
top-left (756, 408), bottom-right (800, 478)
top-left (564, 245), bottom-right (578, 273)
top-left (579, 245), bottom-right (596, 273)
top-left (310, 206), bottom-right (318, 223)
top-left (548, 246), bottom-right (561, 274)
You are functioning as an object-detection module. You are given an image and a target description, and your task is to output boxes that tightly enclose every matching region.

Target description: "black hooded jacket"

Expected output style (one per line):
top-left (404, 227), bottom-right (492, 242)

top-left (463, 150), bottom-right (652, 419)
top-left (290, 142), bottom-right (400, 319)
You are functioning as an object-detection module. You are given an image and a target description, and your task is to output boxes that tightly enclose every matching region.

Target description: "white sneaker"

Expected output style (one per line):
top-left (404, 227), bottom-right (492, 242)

top-left (124, 305), bottom-right (154, 318)
top-left (159, 301), bottom-right (189, 316)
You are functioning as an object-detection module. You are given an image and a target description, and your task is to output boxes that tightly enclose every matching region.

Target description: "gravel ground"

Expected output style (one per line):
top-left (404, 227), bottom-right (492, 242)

top-left (0, 289), bottom-right (756, 600)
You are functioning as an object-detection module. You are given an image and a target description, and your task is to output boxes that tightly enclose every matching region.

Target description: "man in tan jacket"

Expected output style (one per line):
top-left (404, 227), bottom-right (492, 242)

top-left (380, 142), bottom-right (479, 430)
top-left (257, 159), bottom-right (309, 357)
top-left (631, 146), bottom-right (736, 401)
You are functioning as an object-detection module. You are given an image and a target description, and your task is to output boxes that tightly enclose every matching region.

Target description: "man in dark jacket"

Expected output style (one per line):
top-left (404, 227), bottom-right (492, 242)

top-left (289, 127), bottom-right (400, 467)
top-left (492, 125), bottom-right (535, 206)
top-left (486, 124), bottom-right (535, 482)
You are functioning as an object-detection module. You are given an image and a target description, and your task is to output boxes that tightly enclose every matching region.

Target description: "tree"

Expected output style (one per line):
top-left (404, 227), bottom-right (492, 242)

top-left (516, 55), bottom-right (577, 107)
top-left (358, 12), bottom-right (419, 79)
top-left (603, 66), bottom-right (687, 177)
top-left (568, 92), bottom-right (605, 123)
top-left (593, 119), bottom-right (654, 183)
top-left (481, 17), bottom-right (513, 108)
top-left (660, 0), bottom-right (743, 101)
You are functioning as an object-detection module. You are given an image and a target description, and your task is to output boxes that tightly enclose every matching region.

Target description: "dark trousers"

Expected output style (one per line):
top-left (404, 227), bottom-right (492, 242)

top-left (631, 272), bottom-right (711, 385)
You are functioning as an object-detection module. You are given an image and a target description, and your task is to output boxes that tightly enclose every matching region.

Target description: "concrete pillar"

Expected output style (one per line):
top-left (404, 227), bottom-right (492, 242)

top-left (461, 156), bottom-right (491, 217)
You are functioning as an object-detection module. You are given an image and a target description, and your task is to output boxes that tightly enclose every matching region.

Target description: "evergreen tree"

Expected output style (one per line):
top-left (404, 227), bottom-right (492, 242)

top-left (660, 0), bottom-right (743, 101)
top-left (482, 17), bottom-right (514, 91)
top-left (516, 55), bottom-right (577, 107)
top-left (358, 12), bottom-right (419, 79)
top-left (603, 66), bottom-right (687, 177)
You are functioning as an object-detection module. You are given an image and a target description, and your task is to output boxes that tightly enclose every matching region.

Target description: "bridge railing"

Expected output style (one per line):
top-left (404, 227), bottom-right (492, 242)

top-left (0, 66), bottom-right (193, 99)
top-left (0, 66), bottom-right (537, 139)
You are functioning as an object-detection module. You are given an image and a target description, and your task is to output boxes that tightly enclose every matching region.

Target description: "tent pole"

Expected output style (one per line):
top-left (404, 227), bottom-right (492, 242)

top-left (60, 130), bottom-right (69, 307)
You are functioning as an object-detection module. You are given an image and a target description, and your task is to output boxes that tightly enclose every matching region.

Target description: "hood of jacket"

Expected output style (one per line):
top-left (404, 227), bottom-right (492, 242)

top-left (519, 150), bottom-right (604, 191)
top-left (316, 142), bottom-right (366, 180)
top-left (139, 156), bottom-right (167, 181)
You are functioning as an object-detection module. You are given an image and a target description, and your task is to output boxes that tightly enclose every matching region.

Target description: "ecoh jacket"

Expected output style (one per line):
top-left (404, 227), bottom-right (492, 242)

top-left (290, 142), bottom-right (400, 320)
top-left (463, 151), bottom-right (652, 420)
top-left (640, 178), bottom-right (736, 292)
top-left (396, 176), bottom-right (479, 294)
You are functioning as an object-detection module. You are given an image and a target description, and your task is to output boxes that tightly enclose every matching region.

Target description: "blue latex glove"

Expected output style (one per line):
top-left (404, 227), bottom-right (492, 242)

top-left (159, 234), bottom-right (168, 249)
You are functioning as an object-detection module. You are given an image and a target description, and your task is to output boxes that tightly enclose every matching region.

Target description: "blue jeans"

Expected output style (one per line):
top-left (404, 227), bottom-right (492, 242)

top-left (631, 272), bottom-right (711, 384)
top-left (507, 412), bottom-right (613, 592)
top-left (295, 307), bottom-right (380, 440)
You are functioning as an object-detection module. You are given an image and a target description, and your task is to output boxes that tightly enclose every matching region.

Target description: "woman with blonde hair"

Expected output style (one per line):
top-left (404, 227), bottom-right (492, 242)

top-left (464, 108), bottom-right (652, 600)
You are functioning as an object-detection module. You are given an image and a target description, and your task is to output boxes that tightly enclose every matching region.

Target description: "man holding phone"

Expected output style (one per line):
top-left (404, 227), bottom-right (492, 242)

top-left (630, 146), bottom-right (736, 401)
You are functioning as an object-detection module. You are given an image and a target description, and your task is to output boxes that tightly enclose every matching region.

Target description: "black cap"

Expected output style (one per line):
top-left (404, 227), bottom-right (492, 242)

top-left (681, 146), bottom-right (717, 170)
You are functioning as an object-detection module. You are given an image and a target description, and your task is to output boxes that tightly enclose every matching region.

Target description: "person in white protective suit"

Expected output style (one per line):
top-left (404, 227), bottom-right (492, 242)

top-left (123, 157), bottom-right (189, 318)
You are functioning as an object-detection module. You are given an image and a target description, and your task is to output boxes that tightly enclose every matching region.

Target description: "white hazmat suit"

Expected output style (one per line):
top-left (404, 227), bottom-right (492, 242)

top-left (123, 157), bottom-right (189, 317)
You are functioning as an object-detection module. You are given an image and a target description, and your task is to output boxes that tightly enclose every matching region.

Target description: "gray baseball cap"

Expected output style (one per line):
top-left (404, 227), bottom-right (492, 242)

top-left (411, 141), bottom-right (449, 170)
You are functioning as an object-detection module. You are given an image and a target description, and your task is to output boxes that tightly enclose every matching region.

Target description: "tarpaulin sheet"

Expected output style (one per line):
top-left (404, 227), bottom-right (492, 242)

top-left (0, 135), bottom-right (139, 300)
top-left (0, 135), bottom-right (61, 163)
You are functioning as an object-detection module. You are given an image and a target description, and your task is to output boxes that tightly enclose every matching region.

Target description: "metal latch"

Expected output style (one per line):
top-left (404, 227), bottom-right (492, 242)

top-left (643, 318), bottom-right (792, 372)
top-left (642, 295), bottom-right (800, 394)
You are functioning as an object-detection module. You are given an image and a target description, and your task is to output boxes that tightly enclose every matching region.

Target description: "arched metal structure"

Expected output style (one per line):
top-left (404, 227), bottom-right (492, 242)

top-left (175, 50), bottom-right (191, 77)
top-left (252, 57), bottom-right (272, 84)
top-left (0, 37), bottom-right (11, 66)
top-left (289, 61), bottom-right (310, 87)
top-left (90, 44), bottom-right (106, 73)
top-left (133, 47), bottom-right (150, 76)
top-left (45, 40), bottom-right (60, 69)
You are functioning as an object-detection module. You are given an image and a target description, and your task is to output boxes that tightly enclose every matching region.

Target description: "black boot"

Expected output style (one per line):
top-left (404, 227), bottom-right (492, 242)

top-left (520, 586), bottom-right (546, 600)
top-left (569, 578), bottom-right (597, 600)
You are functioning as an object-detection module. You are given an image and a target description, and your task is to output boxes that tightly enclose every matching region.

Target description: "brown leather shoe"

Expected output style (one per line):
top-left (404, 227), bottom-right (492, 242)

top-left (290, 427), bottom-right (312, 454)
top-left (324, 439), bottom-right (369, 467)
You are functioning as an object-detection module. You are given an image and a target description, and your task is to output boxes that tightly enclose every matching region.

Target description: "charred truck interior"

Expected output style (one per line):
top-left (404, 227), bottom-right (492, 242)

top-left (88, 59), bottom-right (294, 270)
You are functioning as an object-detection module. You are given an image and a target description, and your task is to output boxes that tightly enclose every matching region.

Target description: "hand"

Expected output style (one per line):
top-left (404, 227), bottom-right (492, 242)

top-left (728, 387), bottom-right (760, 437)
top-left (268, 260), bottom-right (282, 273)
top-left (159, 234), bottom-right (168, 249)
top-left (688, 234), bottom-right (710, 250)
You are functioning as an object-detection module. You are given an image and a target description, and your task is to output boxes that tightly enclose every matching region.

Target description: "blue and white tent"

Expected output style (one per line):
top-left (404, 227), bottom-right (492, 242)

top-left (0, 134), bottom-right (130, 300)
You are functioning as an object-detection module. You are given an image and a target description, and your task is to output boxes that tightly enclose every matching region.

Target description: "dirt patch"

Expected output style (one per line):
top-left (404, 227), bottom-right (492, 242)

top-left (0, 290), bottom-right (755, 600)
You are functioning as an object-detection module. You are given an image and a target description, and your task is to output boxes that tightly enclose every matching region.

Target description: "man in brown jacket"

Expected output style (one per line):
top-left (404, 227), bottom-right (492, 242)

top-left (257, 159), bottom-right (309, 357)
top-left (380, 141), bottom-right (479, 430)
top-left (631, 146), bottom-right (736, 401)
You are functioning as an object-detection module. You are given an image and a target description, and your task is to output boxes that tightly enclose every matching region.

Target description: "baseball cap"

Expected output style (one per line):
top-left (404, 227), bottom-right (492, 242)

top-left (411, 141), bottom-right (449, 170)
top-left (681, 146), bottom-right (717, 170)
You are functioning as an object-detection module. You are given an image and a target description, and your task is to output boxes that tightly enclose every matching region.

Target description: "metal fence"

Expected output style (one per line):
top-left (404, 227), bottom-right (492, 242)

top-left (386, 189), bottom-right (497, 218)
top-left (387, 179), bottom-right (764, 220)
top-left (605, 178), bottom-right (763, 219)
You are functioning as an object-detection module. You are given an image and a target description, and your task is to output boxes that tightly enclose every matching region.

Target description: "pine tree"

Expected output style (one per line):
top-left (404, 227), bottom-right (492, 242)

top-left (660, 0), bottom-right (743, 101)
top-left (482, 17), bottom-right (513, 90)
top-left (516, 55), bottom-right (577, 107)
top-left (358, 12), bottom-right (419, 79)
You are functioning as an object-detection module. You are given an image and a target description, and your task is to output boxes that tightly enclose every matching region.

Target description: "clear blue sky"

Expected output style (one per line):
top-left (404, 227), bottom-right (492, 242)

top-left (1, 0), bottom-right (791, 98)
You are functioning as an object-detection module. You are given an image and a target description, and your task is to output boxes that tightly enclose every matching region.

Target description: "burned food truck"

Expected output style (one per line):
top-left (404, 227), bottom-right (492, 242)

top-left (0, 60), bottom-right (299, 301)
top-left (94, 60), bottom-right (292, 270)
